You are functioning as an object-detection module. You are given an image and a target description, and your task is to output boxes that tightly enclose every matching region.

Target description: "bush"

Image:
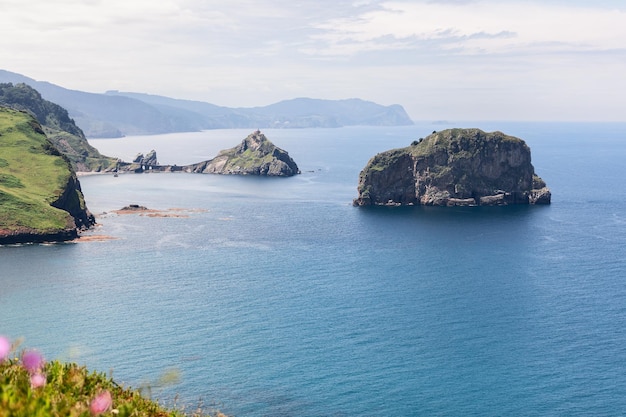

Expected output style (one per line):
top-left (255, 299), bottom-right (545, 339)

top-left (0, 336), bottom-right (225, 417)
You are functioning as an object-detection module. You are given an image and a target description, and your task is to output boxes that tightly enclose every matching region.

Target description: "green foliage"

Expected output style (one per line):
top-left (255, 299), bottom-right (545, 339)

top-left (364, 148), bottom-right (408, 172)
top-left (0, 174), bottom-right (24, 189)
top-left (0, 359), bottom-right (215, 417)
top-left (225, 147), bottom-right (275, 170)
top-left (0, 108), bottom-right (74, 233)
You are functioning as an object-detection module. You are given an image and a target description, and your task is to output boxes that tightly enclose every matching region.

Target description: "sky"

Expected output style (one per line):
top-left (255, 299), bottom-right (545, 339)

top-left (2, 0), bottom-right (626, 121)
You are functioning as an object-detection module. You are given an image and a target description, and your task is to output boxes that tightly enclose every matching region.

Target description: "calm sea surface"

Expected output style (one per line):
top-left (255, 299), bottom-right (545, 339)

top-left (2, 123), bottom-right (626, 416)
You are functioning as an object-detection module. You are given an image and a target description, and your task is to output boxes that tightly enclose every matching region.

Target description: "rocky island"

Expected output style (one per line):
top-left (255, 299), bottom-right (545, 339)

top-left (0, 82), bottom-right (117, 172)
top-left (115, 131), bottom-right (300, 176)
top-left (353, 128), bottom-right (551, 207)
top-left (0, 107), bottom-right (95, 244)
top-left (187, 130), bottom-right (300, 176)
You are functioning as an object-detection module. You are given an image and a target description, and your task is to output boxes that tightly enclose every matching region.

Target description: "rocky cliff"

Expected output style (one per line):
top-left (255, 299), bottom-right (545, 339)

top-left (188, 131), bottom-right (300, 176)
top-left (0, 107), bottom-right (95, 244)
top-left (354, 128), bottom-right (551, 207)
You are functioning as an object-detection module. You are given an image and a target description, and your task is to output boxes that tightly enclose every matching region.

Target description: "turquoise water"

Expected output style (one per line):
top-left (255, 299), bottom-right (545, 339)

top-left (2, 124), bottom-right (626, 416)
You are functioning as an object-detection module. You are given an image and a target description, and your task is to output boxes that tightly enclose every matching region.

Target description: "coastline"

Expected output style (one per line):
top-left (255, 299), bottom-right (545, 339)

top-left (0, 228), bottom-right (78, 246)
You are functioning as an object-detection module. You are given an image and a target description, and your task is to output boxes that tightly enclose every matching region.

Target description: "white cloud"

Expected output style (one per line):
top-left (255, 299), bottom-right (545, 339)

top-left (305, 1), bottom-right (626, 57)
top-left (1, 0), bottom-right (625, 120)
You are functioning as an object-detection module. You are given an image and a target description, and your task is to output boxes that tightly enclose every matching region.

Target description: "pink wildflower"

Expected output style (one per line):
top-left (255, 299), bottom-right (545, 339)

top-left (22, 350), bottom-right (44, 373)
top-left (89, 390), bottom-right (113, 415)
top-left (0, 336), bottom-right (10, 362)
top-left (30, 372), bottom-right (46, 388)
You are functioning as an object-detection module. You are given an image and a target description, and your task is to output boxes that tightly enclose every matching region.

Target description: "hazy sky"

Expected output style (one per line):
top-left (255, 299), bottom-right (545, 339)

top-left (2, 0), bottom-right (626, 121)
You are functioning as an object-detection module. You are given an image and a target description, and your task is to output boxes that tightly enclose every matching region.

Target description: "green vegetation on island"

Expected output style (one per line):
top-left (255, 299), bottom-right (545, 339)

top-left (188, 130), bottom-right (300, 176)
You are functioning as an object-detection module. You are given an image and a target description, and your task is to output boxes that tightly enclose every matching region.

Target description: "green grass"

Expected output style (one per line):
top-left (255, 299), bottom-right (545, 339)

top-left (0, 108), bottom-right (75, 233)
top-left (408, 128), bottom-right (524, 159)
top-left (225, 147), bottom-right (275, 170)
top-left (0, 358), bottom-right (223, 417)
top-left (364, 148), bottom-right (409, 172)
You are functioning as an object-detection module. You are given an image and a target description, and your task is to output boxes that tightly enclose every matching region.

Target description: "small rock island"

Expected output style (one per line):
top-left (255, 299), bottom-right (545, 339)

top-left (188, 130), bottom-right (300, 176)
top-left (354, 128), bottom-right (551, 207)
top-left (117, 131), bottom-right (300, 177)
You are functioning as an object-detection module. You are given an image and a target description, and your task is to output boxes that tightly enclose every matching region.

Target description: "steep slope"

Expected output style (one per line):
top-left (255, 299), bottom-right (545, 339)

top-left (354, 128), bottom-right (551, 206)
top-left (0, 107), bottom-right (95, 244)
top-left (0, 83), bottom-right (117, 171)
top-left (188, 130), bottom-right (300, 176)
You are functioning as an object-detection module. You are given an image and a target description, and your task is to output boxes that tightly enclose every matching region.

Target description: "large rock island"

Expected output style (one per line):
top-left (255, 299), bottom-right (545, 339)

top-left (0, 82), bottom-right (117, 172)
top-left (0, 107), bottom-right (95, 244)
top-left (187, 130), bottom-right (300, 176)
top-left (354, 128), bottom-right (551, 207)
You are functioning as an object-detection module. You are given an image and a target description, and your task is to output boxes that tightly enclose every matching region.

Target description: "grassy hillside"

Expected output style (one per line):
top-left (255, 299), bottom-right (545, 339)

top-left (0, 83), bottom-right (116, 171)
top-left (0, 107), bottom-right (76, 235)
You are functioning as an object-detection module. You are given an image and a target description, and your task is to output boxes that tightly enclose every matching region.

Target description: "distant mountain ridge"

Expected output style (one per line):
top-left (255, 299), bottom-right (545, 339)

top-left (0, 70), bottom-right (413, 138)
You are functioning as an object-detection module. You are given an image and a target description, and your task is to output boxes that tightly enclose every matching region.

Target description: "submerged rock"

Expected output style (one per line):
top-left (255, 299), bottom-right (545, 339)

top-left (354, 128), bottom-right (551, 207)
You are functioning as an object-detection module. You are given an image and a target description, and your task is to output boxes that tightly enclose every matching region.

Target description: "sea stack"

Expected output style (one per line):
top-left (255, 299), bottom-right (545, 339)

top-left (188, 130), bottom-right (300, 176)
top-left (353, 128), bottom-right (551, 207)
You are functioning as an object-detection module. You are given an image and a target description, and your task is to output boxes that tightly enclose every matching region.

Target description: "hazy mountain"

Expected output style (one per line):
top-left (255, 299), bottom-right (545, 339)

top-left (0, 70), bottom-right (414, 138)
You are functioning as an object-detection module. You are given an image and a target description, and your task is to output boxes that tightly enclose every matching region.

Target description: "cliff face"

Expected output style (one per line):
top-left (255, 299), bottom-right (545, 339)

top-left (50, 173), bottom-right (96, 231)
top-left (188, 131), bottom-right (300, 176)
top-left (0, 107), bottom-right (95, 244)
top-left (354, 128), bottom-right (551, 207)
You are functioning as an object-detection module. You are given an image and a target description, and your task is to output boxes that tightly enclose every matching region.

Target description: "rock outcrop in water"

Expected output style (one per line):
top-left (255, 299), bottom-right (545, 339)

top-left (133, 150), bottom-right (158, 166)
top-left (188, 130), bottom-right (300, 176)
top-left (353, 128), bottom-right (551, 207)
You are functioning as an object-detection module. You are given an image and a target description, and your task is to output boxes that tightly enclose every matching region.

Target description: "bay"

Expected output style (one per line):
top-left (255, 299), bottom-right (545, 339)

top-left (2, 123), bottom-right (626, 416)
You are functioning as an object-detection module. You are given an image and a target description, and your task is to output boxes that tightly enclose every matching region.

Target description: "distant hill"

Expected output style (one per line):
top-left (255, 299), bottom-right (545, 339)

top-left (0, 70), bottom-right (414, 138)
top-left (0, 82), bottom-right (117, 171)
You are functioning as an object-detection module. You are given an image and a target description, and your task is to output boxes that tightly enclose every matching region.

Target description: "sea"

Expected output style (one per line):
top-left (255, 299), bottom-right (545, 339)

top-left (2, 122), bottom-right (626, 416)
